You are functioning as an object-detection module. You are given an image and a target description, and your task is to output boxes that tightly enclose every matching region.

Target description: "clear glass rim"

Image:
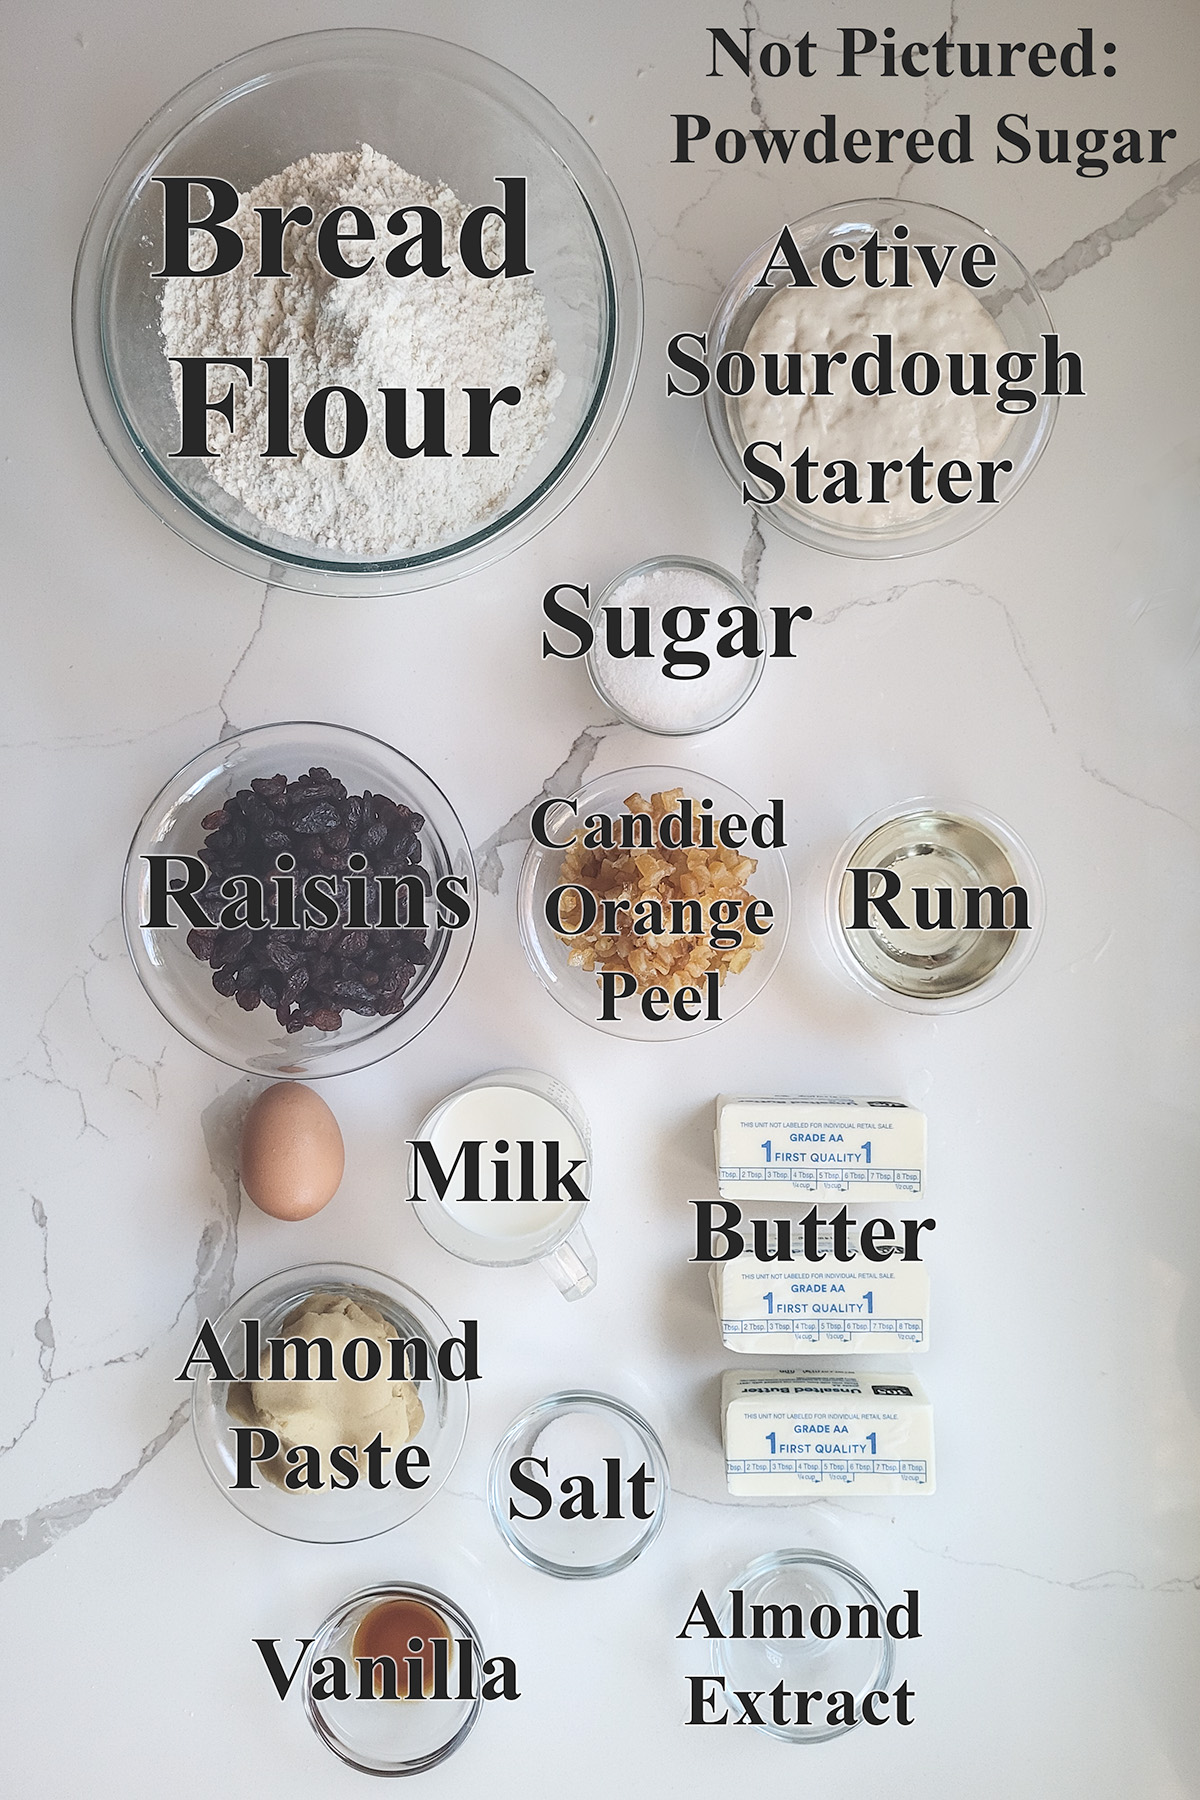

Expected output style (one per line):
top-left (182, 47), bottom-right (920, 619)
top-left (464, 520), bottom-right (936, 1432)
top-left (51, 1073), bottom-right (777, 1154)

top-left (189, 1262), bottom-right (470, 1543)
top-left (584, 555), bottom-right (766, 736)
top-left (121, 720), bottom-right (477, 1076)
top-left (486, 1389), bottom-right (670, 1579)
top-left (71, 27), bottom-right (643, 596)
top-left (712, 1547), bottom-right (896, 1744)
top-left (303, 1580), bottom-right (484, 1774)
top-left (823, 795), bottom-right (1045, 1014)
top-left (703, 196), bottom-right (1058, 560)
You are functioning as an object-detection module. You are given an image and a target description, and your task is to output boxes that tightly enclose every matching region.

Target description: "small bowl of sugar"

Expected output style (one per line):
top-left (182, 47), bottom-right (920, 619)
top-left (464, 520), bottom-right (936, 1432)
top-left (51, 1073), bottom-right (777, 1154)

top-left (585, 556), bottom-right (766, 735)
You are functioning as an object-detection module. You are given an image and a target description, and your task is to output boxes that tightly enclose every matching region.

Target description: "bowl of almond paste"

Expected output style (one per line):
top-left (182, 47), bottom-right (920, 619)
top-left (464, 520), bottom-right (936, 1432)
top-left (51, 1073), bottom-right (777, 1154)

top-left (191, 1264), bottom-right (469, 1542)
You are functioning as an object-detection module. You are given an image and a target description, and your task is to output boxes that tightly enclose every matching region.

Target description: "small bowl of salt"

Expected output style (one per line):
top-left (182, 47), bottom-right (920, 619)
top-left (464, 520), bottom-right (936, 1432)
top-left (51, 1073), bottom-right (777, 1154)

top-left (487, 1391), bottom-right (669, 1579)
top-left (586, 556), bottom-right (766, 735)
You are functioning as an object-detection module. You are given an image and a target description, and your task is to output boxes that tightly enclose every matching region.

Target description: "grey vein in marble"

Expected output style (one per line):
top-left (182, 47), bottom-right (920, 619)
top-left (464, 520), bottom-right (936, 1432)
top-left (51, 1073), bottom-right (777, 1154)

top-left (218, 585), bottom-right (270, 740)
top-left (14, 917), bottom-right (167, 1132)
top-left (474, 719), bottom-right (624, 896)
top-left (813, 574), bottom-right (1058, 736)
top-left (19, 975), bottom-right (109, 1140)
top-left (902, 1538), bottom-right (1200, 1596)
top-left (0, 705), bottom-right (217, 754)
top-left (1078, 754), bottom-right (1196, 837)
top-left (0, 1081), bottom-right (247, 1580)
top-left (895, 0), bottom-right (961, 197)
top-left (1034, 158), bottom-right (1200, 293)
top-left (0, 1399), bottom-right (191, 1581)
top-left (739, 514), bottom-right (766, 597)
top-left (0, 1197), bottom-right (54, 1456)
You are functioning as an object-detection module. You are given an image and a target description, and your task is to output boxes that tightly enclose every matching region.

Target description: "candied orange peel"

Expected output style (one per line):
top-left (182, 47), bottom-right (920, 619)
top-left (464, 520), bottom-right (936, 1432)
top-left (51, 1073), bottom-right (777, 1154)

top-left (557, 788), bottom-right (763, 994)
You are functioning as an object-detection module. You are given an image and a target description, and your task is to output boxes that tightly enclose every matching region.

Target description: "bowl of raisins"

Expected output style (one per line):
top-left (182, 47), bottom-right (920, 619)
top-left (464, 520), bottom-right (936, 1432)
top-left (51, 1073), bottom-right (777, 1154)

top-left (123, 722), bottom-right (476, 1076)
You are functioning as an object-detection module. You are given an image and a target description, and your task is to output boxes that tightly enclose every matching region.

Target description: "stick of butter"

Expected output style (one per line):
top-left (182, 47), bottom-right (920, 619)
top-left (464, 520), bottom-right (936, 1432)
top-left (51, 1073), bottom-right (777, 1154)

top-left (721, 1367), bottom-right (935, 1497)
top-left (711, 1251), bottom-right (930, 1354)
top-left (715, 1096), bottom-right (926, 1199)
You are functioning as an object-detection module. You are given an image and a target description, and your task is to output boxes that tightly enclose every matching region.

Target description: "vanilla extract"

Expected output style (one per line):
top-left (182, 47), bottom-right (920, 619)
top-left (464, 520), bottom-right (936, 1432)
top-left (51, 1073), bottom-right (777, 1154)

top-left (352, 1598), bottom-right (455, 1700)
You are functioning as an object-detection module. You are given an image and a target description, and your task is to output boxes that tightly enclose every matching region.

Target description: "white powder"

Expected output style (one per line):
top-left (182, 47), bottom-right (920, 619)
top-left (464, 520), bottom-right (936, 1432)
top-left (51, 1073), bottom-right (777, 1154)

top-left (589, 564), bottom-right (761, 733)
top-left (159, 145), bottom-right (564, 557)
top-left (738, 273), bottom-right (1013, 528)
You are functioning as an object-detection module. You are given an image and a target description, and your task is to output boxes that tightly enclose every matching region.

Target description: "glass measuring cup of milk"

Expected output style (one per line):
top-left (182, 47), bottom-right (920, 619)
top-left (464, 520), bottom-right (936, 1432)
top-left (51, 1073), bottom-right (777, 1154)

top-left (408, 1070), bottom-right (597, 1300)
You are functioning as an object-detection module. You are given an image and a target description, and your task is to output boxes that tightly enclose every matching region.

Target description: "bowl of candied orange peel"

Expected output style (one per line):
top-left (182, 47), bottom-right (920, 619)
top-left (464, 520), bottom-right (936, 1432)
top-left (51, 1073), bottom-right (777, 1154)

top-left (517, 766), bottom-right (791, 1040)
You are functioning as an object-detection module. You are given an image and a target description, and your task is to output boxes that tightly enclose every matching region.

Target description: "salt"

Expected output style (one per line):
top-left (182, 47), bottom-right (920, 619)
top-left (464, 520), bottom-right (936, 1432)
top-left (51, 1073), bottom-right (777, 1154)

top-left (587, 561), bottom-right (762, 734)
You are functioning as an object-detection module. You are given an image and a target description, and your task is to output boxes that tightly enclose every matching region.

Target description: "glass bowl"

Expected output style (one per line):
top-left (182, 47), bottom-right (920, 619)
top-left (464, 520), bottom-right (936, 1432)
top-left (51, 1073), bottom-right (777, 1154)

top-left (72, 28), bottom-right (642, 596)
top-left (585, 556), bottom-right (766, 735)
top-left (704, 198), bottom-right (1057, 559)
top-left (122, 721), bottom-right (476, 1077)
top-left (711, 1550), bottom-right (896, 1743)
top-left (303, 1582), bottom-right (484, 1775)
top-left (487, 1391), bottom-right (669, 1578)
top-left (190, 1264), bottom-right (469, 1543)
top-left (516, 764), bottom-right (791, 1042)
top-left (824, 798), bottom-right (1044, 1014)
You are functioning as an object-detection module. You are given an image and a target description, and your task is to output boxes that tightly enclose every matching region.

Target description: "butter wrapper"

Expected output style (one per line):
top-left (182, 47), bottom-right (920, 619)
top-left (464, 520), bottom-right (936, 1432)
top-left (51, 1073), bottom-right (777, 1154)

top-left (711, 1253), bottom-right (929, 1354)
top-left (721, 1367), bottom-right (934, 1497)
top-left (716, 1096), bottom-right (925, 1199)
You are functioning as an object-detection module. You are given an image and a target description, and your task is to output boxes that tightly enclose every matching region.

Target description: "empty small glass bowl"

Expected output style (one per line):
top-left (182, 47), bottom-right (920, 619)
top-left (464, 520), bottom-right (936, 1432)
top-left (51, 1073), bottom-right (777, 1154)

top-left (712, 1549), bottom-right (896, 1744)
top-left (304, 1582), bottom-right (483, 1774)
top-left (72, 29), bottom-right (642, 596)
top-left (825, 798), bottom-right (1044, 1013)
top-left (704, 198), bottom-right (1057, 559)
top-left (516, 764), bottom-right (790, 1042)
top-left (122, 721), bottom-right (476, 1077)
top-left (190, 1263), bottom-right (469, 1543)
top-left (488, 1391), bottom-right (669, 1578)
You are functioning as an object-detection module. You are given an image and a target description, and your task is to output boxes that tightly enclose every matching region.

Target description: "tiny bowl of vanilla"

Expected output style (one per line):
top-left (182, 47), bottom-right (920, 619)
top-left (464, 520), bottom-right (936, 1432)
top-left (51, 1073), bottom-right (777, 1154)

top-left (303, 1581), bottom-right (484, 1774)
top-left (585, 556), bottom-right (766, 735)
top-left (701, 198), bottom-right (1059, 559)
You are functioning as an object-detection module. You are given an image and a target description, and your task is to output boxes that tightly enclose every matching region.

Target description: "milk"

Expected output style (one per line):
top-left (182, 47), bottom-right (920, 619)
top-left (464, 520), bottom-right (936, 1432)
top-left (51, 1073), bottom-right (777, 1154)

top-left (426, 1083), bottom-right (586, 1245)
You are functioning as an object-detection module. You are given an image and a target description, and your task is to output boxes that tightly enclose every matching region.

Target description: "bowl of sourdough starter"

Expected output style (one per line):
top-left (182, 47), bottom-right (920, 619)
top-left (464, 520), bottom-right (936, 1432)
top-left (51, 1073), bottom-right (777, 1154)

top-left (72, 30), bottom-right (641, 596)
top-left (704, 199), bottom-right (1057, 558)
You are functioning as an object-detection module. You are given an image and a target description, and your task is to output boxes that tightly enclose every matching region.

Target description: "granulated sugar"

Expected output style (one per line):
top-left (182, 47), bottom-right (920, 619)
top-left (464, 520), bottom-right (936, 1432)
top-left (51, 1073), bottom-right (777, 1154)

top-left (589, 563), bottom-right (762, 733)
top-left (159, 145), bottom-right (564, 557)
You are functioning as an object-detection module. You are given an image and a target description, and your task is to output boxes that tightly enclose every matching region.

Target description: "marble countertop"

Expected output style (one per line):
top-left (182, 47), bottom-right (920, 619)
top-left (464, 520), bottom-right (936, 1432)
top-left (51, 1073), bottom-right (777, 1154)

top-left (3, 0), bottom-right (1198, 1794)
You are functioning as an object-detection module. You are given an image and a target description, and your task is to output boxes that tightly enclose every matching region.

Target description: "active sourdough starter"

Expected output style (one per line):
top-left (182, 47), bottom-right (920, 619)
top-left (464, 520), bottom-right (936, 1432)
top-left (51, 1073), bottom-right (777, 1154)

top-left (738, 272), bottom-right (1013, 528)
top-left (160, 145), bottom-right (564, 557)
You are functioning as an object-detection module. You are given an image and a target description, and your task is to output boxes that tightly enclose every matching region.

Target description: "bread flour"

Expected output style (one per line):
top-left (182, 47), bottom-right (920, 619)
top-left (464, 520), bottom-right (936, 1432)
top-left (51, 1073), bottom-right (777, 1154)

top-left (159, 145), bottom-right (564, 557)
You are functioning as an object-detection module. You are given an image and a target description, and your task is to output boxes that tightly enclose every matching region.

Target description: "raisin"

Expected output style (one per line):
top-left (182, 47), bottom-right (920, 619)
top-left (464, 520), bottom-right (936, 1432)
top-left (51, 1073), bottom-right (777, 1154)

top-left (184, 764), bottom-right (438, 1035)
top-left (292, 801), bottom-right (342, 836)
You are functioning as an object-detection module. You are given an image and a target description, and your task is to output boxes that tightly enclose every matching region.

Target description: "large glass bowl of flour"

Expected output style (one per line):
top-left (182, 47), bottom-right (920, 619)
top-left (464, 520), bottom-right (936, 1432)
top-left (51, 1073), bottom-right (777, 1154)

top-left (704, 199), bottom-right (1057, 558)
top-left (72, 30), bottom-right (642, 596)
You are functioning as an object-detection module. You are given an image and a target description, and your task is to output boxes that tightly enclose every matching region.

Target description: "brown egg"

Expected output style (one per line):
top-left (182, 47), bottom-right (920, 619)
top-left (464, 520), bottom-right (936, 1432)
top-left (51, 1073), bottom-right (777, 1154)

top-left (240, 1083), bottom-right (345, 1221)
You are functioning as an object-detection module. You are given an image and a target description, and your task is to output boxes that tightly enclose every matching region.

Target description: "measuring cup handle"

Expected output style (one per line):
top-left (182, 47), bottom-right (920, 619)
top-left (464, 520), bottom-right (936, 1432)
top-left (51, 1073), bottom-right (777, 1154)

top-left (539, 1223), bottom-right (597, 1301)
